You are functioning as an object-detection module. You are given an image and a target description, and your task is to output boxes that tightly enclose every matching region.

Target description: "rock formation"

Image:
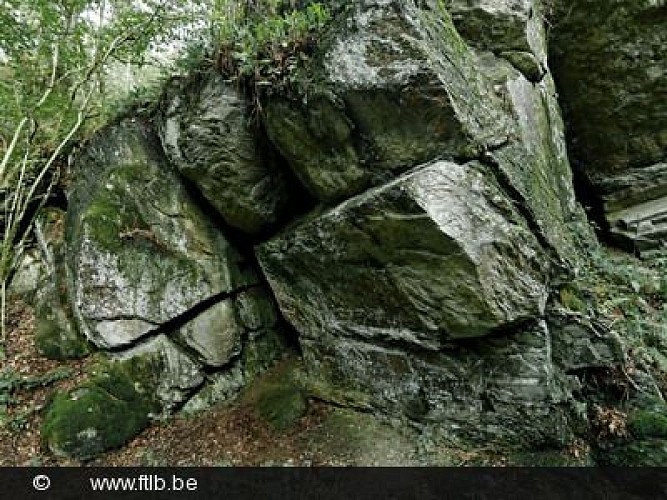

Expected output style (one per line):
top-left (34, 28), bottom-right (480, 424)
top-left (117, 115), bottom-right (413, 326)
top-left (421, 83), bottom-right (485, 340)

top-left (550, 0), bottom-right (667, 254)
top-left (12, 0), bottom-right (661, 461)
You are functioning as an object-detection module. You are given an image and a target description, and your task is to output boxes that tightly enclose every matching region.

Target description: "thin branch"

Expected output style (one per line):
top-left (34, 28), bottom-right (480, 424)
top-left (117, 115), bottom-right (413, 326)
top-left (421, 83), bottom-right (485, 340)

top-left (0, 43), bottom-right (59, 185)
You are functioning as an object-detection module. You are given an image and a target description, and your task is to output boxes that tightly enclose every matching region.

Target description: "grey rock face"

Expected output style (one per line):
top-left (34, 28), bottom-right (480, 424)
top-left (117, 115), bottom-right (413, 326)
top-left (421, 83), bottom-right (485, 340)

top-left (263, 0), bottom-right (583, 264)
top-left (66, 120), bottom-right (257, 349)
top-left (550, 1), bottom-right (667, 250)
top-left (448, 0), bottom-right (547, 81)
top-left (253, 0), bottom-right (598, 445)
top-left (548, 316), bottom-right (625, 372)
top-left (8, 250), bottom-right (45, 299)
top-left (257, 159), bottom-right (574, 447)
top-left (116, 334), bottom-right (204, 414)
top-left (158, 72), bottom-right (295, 234)
top-left (10, 208), bottom-right (89, 359)
top-left (175, 299), bottom-right (243, 368)
top-left (258, 160), bottom-right (549, 347)
top-left (301, 321), bottom-right (574, 446)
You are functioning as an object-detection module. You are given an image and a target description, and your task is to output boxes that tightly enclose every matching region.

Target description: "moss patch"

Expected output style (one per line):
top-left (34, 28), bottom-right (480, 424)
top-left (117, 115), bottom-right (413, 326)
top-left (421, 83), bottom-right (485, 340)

top-left (243, 359), bottom-right (307, 431)
top-left (34, 317), bottom-right (89, 360)
top-left (41, 357), bottom-right (161, 460)
top-left (601, 439), bottom-right (667, 466)
top-left (628, 405), bottom-right (667, 439)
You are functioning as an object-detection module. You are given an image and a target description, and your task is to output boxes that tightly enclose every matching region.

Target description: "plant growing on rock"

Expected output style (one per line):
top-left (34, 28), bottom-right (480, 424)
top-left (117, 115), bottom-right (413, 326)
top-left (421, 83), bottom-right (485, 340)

top-left (211, 0), bottom-right (331, 110)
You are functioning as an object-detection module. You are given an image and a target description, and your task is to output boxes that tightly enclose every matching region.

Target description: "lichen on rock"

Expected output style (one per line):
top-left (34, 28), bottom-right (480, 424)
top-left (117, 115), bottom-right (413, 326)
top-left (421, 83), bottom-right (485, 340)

top-left (66, 120), bottom-right (258, 349)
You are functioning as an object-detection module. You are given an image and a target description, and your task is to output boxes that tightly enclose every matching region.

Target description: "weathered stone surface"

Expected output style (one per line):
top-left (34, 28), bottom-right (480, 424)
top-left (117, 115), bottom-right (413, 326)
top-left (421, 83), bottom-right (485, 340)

top-left (264, 1), bottom-right (498, 201)
top-left (242, 327), bottom-right (289, 381)
top-left (235, 287), bottom-right (279, 332)
top-left (10, 208), bottom-right (89, 359)
top-left (158, 71), bottom-right (295, 234)
top-left (448, 0), bottom-right (547, 81)
top-left (116, 334), bottom-right (204, 414)
top-left (594, 164), bottom-right (667, 254)
top-left (548, 317), bottom-right (625, 372)
top-left (301, 322), bottom-right (575, 446)
top-left (175, 299), bottom-right (243, 368)
top-left (8, 250), bottom-right (45, 299)
top-left (66, 120), bottom-right (257, 349)
top-left (258, 160), bottom-right (549, 348)
top-left (263, 0), bottom-right (583, 263)
top-left (180, 362), bottom-right (245, 415)
top-left (550, 1), bottom-right (667, 249)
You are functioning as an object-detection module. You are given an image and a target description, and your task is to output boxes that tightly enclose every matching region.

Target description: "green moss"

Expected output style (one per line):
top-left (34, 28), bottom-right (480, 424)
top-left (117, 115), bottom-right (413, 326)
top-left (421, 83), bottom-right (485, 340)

top-left (244, 358), bottom-right (308, 431)
top-left (41, 357), bottom-right (161, 460)
top-left (628, 407), bottom-right (667, 439)
top-left (601, 439), bottom-right (667, 466)
top-left (255, 383), bottom-right (307, 430)
top-left (82, 168), bottom-right (150, 253)
top-left (559, 285), bottom-right (588, 313)
top-left (34, 317), bottom-right (89, 360)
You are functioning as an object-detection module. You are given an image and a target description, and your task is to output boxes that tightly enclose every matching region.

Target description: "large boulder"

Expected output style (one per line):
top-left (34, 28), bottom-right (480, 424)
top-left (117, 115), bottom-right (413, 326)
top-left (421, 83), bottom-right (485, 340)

top-left (549, 0), bottom-right (667, 253)
top-left (158, 71), bottom-right (298, 235)
top-left (65, 119), bottom-right (258, 349)
top-left (258, 160), bottom-right (549, 346)
top-left (254, 0), bottom-right (599, 445)
top-left (53, 118), bottom-right (289, 459)
top-left (263, 0), bottom-right (584, 264)
top-left (256, 160), bottom-right (579, 444)
top-left (300, 322), bottom-right (575, 446)
top-left (42, 356), bottom-right (162, 460)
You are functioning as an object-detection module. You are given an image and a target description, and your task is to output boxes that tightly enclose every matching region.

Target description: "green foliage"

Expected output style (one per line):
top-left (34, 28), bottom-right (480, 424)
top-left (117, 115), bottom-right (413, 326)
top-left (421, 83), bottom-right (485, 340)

top-left (600, 439), bottom-right (667, 466)
top-left (628, 405), bottom-right (667, 439)
top-left (557, 246), bottom-right (667, 392)
top-left (212, 1), bottom-right (331, 94)
top-left (0, 0), bottom-right (211, 350)
top-left (0, 366), bottom-right (73, 397)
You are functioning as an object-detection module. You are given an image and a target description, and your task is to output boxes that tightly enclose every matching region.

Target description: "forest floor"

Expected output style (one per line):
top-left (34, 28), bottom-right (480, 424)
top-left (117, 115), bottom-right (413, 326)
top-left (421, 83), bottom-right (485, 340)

top-left (1, 299), bottom-right (501, 467)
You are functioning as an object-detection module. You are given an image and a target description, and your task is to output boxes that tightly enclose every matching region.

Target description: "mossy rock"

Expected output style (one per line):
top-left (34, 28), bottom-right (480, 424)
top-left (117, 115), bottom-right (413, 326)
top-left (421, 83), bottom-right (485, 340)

top-left (35, 317), bottom-right (89, 360)
top-left (242, 328), bottom-right (289, 382)
top-left (601, 439), bottom-right (667, 466)
top-left (255, 384), bottom-right (308, 431)
top-left (41, 357), bottom-right (161, 460)
top-left (245, 359), bottom-right (308, 431)
top-left (628, 405), bottom-right (667, 439)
